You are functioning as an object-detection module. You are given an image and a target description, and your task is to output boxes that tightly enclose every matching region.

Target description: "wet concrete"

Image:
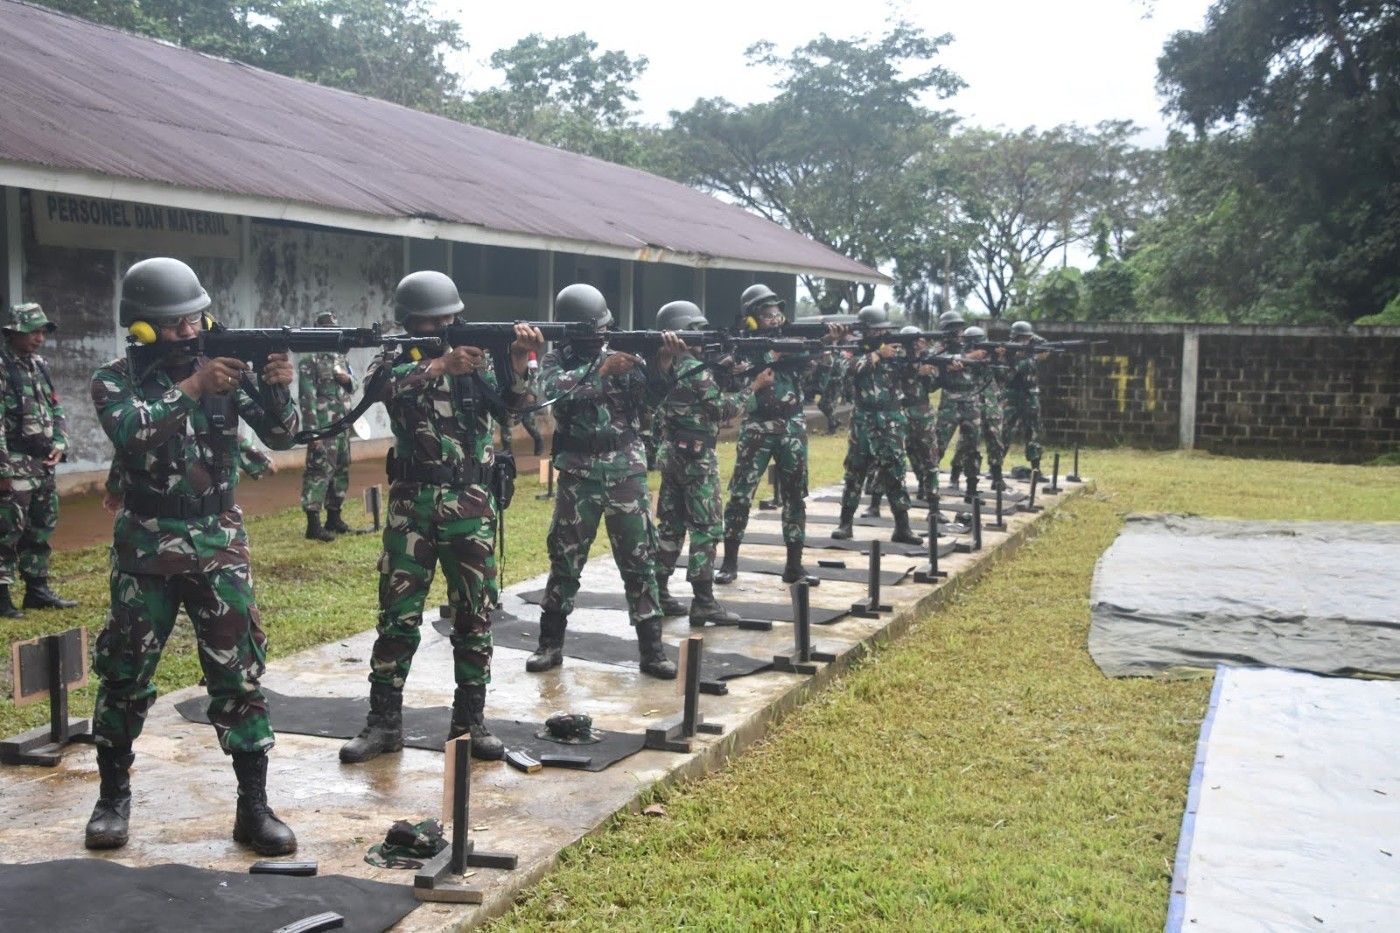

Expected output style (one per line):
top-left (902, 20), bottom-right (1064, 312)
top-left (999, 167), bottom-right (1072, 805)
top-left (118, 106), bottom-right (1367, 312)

top-left (0, 470), bottom-right (1088, 931)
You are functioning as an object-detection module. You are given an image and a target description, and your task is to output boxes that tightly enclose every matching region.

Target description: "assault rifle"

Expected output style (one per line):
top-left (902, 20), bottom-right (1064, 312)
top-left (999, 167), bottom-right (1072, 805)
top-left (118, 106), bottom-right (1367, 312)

top-left (126, 321), bottom-right (441, 377)
top-left (969, 338), bottom-right (1108, 356)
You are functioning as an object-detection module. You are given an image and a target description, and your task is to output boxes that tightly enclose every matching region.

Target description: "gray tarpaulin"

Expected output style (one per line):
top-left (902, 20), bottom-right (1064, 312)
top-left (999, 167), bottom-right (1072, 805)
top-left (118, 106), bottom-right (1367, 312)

top-left (1089, 515), bottom-right (1400, 678)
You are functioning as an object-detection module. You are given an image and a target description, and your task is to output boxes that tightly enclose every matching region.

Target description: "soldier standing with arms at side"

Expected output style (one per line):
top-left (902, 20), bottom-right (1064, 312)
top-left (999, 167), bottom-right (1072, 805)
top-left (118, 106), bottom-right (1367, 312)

top-left (717, 284), bottom-right (840, 586)
top-left (651, 301), bottom-right (756, 628)
top-left (0, 302), bottom-right (76, 617)
top-left (1002, 320), bottom-right (1047, 479)
top-left (830, 308), bottom-right (923, 545)
top-left (86, 258), bottom-right (298, 854)
top-left (299, 311), bottom-right (356, 541)
top-left (525, 284), bottom-right (676, 679)
top-left (340, 273), bottom-right (541, 763)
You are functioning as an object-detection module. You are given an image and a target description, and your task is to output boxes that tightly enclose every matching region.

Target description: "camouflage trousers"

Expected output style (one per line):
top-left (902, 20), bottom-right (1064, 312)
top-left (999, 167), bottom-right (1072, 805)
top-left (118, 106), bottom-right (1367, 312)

top-left (934, 395), bottom-right (986, 480)
top-left (904, 407), bottom-right (937, 492)
top-left (723, 426), bottom-right (808, 545)
top-left (542, 470), bottom-right (660, 625)
top-left (1002, 391), bottom-right (1043, 465)
top-left (0, 479), bottom-right (58, 584)
top-left (840, 412), bottom-right (912, 514)
top-left (371, 485), bottom-right (497, 689)
top-left (300, 434), bottom-right (349, 511)
top-left (655, 445), bottom-right (723, 584)
top-left (93, 565), bottom-right (272, 753)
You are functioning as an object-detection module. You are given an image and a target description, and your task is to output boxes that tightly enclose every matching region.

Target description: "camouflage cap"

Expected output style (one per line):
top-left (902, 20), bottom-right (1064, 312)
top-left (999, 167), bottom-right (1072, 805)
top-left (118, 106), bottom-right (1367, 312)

top-left (538, 712), bottom-right (602, 745)
top-left (364, 818), bottom-right (446, 870)
top-left (4, 303), bottom-right (56, 334)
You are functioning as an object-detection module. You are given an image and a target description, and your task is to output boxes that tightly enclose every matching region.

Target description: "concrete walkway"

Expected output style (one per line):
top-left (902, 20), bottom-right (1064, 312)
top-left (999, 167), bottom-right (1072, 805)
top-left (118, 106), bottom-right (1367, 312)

top-left (0, 470), bottom-right (1086, 931)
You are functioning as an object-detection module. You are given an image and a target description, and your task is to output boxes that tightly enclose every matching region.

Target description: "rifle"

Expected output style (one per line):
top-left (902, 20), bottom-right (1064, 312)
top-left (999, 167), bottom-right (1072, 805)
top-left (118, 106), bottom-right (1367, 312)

top-left (1035, 338), bottom-right (1108, 352)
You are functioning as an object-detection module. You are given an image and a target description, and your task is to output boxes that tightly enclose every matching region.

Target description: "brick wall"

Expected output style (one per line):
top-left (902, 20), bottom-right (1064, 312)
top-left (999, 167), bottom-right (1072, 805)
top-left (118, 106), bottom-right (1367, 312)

top-left (993, 323), bottom-right (1400, 463)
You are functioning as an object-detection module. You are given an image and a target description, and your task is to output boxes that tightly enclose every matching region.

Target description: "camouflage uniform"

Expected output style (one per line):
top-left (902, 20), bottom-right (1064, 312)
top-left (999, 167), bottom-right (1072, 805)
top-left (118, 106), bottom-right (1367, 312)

top-left (539, 347), bottom-right (665, 625)
top-left (979, 363), bottom-right (1008, 476)
top-left (365, 352), bottom-right (529, 690)
top-left (0, 341), bottom-right (66, 585)
top-left (898, 357), bottom-right (939, 495)
top-left (106, 435), bottom-right (272, 495)
top-left (655, 356), bottom-right (752, 584)
top-left (806, 351), bottom-right (842, 433)
top-left (90, 357), bottom-right (298, 753)
top-left (1002, 353), bottom-right (1043, 467)
top-left (722, 353), bottom-right (811, 546)
top-left (933, 363), bottom-right (984, 483)
top-left (839, 351), bottom-right (912, 514)
top-left (298, 351), bottom-right (355, 511)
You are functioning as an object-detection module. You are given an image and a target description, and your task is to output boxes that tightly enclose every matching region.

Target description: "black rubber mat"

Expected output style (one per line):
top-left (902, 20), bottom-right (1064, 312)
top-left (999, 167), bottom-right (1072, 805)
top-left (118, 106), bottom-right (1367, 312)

top-left (810, 494), bottom-right (982, 516)
top-left (432, 612), bottom-right (773, 687)
top-left (516, 589), bottom-right (849, 626)
top-left (175, 689), bottom-right (643, 772)
top-left (0, 859), bottom-right (418, 933)
top-left (734, 558), bottom-right (912, 586)
top-left (737, 530), bottom-right (961, 556)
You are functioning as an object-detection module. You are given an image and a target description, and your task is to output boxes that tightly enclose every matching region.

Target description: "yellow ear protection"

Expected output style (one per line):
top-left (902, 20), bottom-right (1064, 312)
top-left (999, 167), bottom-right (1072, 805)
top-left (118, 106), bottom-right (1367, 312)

top-left (127, 313), bottom-right (214, 345)
top-left (408, 346), bottom-right (423, 362)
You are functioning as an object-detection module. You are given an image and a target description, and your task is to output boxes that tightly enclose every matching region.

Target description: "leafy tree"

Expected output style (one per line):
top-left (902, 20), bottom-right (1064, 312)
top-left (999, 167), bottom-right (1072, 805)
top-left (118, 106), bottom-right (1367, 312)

top-left (666, 22), bottom-right (964, 312)
top-left (1026, 267), bottom-right (1083, 322)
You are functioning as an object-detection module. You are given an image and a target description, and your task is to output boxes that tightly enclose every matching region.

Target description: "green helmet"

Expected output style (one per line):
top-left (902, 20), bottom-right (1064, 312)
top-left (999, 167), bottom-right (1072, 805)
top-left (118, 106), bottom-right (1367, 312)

top-left (394, 271), bottom-right (463, 325)
top-left (937, 310), bottom-right (965, 332)
top-left (655, 300), bottom-right (708, 331)
top-left (740, 283), bottom-right (784, 313)
top-left (899, 325), bottom-right (922, 336)
top-left (857, 306), bottom-right (890, 329)
top-left (1010, 320), bottom-right (1035, 338)
top-left (119, 257), bottom-right (211, 327)
top-left (555, 283), bottom-right (613, 330)
top-left (316, 311), bottom-right (339, 327)
top-left (962, 325), bottom-right (987, 343)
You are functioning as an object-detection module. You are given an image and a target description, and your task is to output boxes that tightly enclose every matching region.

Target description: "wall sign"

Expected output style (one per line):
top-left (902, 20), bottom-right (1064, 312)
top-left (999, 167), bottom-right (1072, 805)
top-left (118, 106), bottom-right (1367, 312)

top-left (32, 191), bottom-right (241, 259)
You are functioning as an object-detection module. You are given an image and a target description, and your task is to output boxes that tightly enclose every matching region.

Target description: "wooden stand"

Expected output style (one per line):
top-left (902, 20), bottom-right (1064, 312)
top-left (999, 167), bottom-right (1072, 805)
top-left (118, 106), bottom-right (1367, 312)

top-left (414, 739), bottom-right (518, 903)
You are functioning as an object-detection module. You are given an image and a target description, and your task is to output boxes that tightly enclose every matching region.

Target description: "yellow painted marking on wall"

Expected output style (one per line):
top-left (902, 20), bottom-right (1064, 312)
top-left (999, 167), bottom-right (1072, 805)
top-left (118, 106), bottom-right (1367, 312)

top-left (1097, 355), bottom-right (1132, 414)
top-left (1144, 359), bottom-right (1157, 413)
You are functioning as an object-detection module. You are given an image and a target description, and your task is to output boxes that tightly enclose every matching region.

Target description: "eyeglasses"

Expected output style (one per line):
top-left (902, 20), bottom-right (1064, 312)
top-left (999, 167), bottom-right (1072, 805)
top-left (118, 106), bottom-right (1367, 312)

top-left (159, 314), bottom-right (204, 331)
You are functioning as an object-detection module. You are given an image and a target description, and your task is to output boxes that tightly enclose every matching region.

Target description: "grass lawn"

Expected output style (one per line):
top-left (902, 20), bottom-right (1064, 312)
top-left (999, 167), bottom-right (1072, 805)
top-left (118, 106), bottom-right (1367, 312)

top-left (3, 442), bottom-right (1396, 929)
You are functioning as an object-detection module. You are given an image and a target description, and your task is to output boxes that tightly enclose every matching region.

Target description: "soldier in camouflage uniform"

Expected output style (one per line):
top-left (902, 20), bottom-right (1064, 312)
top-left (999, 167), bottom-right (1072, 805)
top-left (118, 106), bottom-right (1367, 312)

top-left (526, 284), bottom-right (675, 679)
top-left (930, 310), bottom-right (969, 490)
top-left (340, 272), bottom-right (541, 764)
top-left (103, 435), bottom-right (274, 514)
top-left (651, 301), bottom-right (756, 627)
top-left (808, 349), bottom-right (843, 435)
top-left (831, 308), bottom-right (923, 545)
top-left (0, 302), bottom-right (76, 617)
top-left (1002, 321), bottom-right (1047, 477)
top-left (716, 284), bottom-right (843, 587)
top-left (973, 326), bottom-right (1009, 491)
top-left (299, 311), bottom-right (356, 541)
top-left (898, 326), bottom-right (941, 501)
top-left (85, 257), bottom-right (298, 855)
top-left (933, 325), bottom-right (998, 496)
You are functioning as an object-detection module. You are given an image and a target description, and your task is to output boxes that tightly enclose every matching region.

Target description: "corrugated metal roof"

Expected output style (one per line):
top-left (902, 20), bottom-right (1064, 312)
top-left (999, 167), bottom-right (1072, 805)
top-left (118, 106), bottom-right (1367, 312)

top-left (0, 0), bottom-right (886, 283)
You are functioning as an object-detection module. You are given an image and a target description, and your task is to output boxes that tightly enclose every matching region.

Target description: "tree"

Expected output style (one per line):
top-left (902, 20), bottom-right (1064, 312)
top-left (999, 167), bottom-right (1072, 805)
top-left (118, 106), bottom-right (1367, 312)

top-left (666, 22), bottom-right (964, 312)
top-left (1144, 0), bottom-right (1400, 322)
top-left (1026, 267), bottom-right (1083, 322)
top-left (459, 33), bottom-right (657, 165)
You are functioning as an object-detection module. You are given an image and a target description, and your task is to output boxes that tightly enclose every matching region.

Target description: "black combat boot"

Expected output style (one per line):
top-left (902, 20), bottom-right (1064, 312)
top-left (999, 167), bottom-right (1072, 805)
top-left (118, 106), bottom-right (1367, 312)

top-left (861, 491), bottom-right (883, 518)
top-left (715, 538), bottom-right (740, 585)
top-left (324, 506), bottom-right (352, 534)
top-left (688, 579), bottom-right (741, 627)
top-left (781, 542), bottom-right (818, 586)
top-left (891, 509), bottom-right (924, 546)
top-left (526, 611), bottom-right (567, 672)
top-left (990, 464), bottom-right (1007, 492)
top-left (831, 503), bottom-right (856, 540)
top-left (0, 584), bottom-right (25, 619)
top-left (449, 684), bottom-right (504, 761)
top-left (339, 683), bottom-right (404, 763)
top-left (84, 745), bottom-right (133, 850)
top-left (23, 576), bottom-right (77, 610)
top-left (635, 619), bottom-right (677, 679)
top-left (304, 510), bottom-right (335, 542)
top-left (231, 752), bottom-right (297, 856)
top-left (656, 574), bottom-right (688, 617)
top-left (948, 467), bottom-right (961, 493)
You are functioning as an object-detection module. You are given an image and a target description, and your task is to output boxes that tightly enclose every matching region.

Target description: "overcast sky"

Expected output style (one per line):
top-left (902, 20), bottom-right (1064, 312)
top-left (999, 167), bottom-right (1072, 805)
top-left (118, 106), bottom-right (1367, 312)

top-left (440, 0), bottom-right (1217, 145)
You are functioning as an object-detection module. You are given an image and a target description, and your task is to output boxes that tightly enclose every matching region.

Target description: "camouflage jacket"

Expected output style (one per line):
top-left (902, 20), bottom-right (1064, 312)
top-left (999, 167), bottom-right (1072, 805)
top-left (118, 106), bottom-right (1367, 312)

top-left (897, 357), bottom-right (938, 415)
top-left (935, 354), bottom-right (983, 403)
top-left (104, 436), bottom-right (272, 497)
top-left (0, 345), bottom-right (67, 489)
top-left (366, 349), bottom-right (530, 516)
top-left (298, 351), bottom-right (356, 430)
top-left (848, 351), bottom-right (908, 426)
top-left (1008, 355), bottom-right (1040, 397)
top-left (741, 350), bottom-right (812, 436)
top-left (656, 354), bottom-right (752, 443)
top-left (92, 357), bottom-right (298, 575)
top-left (542, 347), bottom-right (662, 482)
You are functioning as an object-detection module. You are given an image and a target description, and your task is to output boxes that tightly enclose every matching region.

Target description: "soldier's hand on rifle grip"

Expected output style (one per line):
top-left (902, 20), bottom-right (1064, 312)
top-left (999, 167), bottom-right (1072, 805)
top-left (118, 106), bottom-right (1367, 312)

top-left (752, 368), bottom-right (776, 392)
top-left (509, 324), bottom-right (545, 376)
top-left (599, 352), bottom-right (640, 377)
top-left (877, 342), bottom-right (898, 361)
top-left (261, 352), bottom-right (294, 388)
top-left (823, 323), bottom-right (849, 343)
top-left (434, 345), bottom-right (483, 378)
top-left (918, 363), bottom-right (936, 377)
top-left (183, 357), bottom-right (248, 398)
top-left (657, 331), bottom-right (686, 372)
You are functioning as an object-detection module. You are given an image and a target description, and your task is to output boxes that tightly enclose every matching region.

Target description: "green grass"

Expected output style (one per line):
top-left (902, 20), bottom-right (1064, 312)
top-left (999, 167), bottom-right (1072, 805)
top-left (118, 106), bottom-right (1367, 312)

top-left (5, 443), bottom-right (1396, 930)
